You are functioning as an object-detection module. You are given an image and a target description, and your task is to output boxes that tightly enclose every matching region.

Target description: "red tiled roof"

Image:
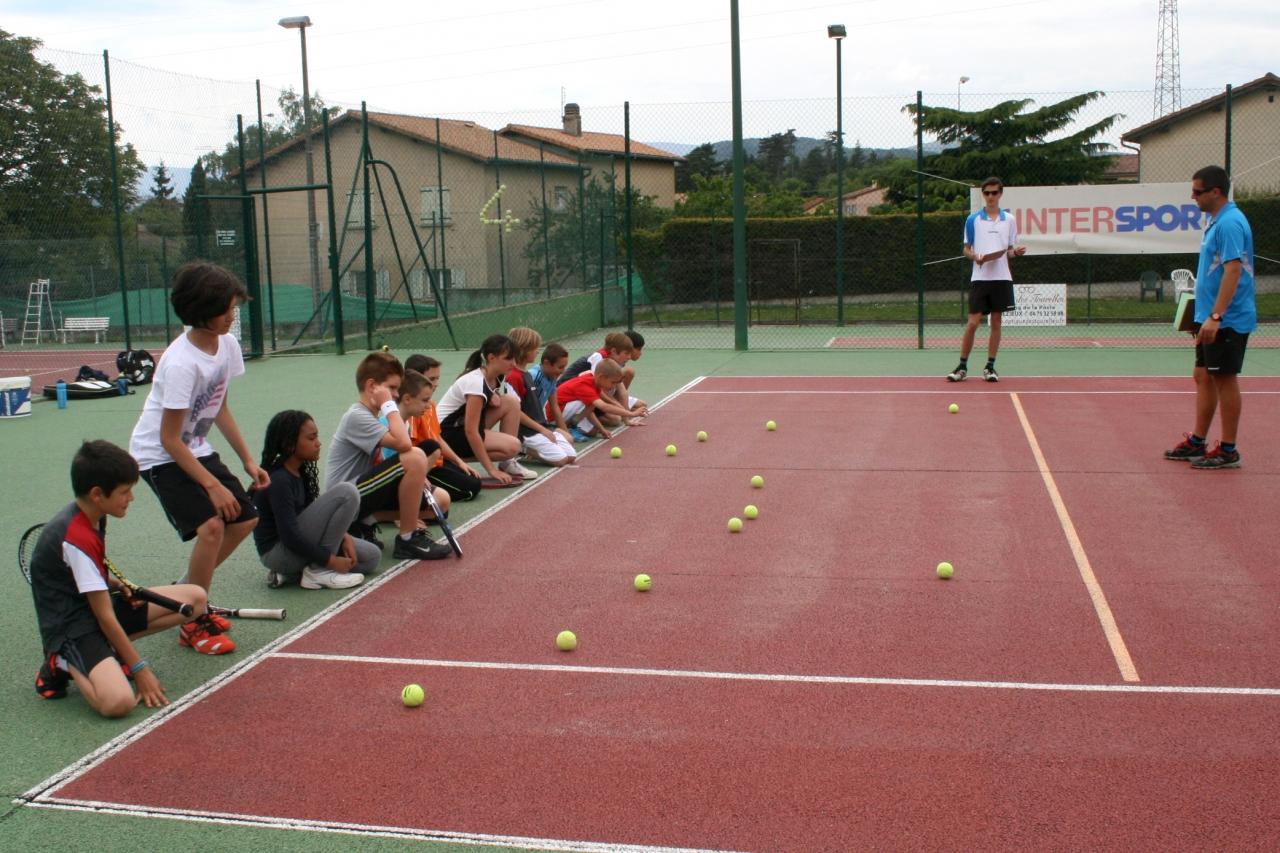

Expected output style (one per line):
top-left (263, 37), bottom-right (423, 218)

top-left (501, 124), bottom-right (682, 161)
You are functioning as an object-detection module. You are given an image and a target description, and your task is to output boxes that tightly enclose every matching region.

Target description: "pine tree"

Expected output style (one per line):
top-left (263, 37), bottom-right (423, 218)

top-left (151, 160), bottom-right (174, 202)
top-left (182, 159), bottom-right (210, 256)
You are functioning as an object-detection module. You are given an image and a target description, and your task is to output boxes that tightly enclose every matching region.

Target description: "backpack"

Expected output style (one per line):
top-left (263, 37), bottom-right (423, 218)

top-left (116, 349), bottom-right (155, 386)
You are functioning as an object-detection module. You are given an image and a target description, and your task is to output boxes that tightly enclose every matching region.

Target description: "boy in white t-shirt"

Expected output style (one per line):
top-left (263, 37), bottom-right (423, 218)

top-left (128, 262), bottom-right (269, 655)
top-left (947, 176), bottom-right (1026, 383)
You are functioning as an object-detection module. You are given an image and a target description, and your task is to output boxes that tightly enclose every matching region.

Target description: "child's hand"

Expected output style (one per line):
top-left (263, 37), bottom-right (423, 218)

top-left (370, 383), bottom-right (395, 408)
top-left (327, 553), bottom-right (356, 573)
top-left (489, 468), bottom-right (513, 485)
top-left (134, 669), bottom-right (168, 708)
top-left (340, 534), bottom-right (358, 562)
top-left (1011, 245), bottom-right (1027, 257)
top-left (245, 462), bottom-right (270, 491)
top-left (205, 481), bottom-right (241, 521)
top-left (599, 428), bottom-right (613, 439)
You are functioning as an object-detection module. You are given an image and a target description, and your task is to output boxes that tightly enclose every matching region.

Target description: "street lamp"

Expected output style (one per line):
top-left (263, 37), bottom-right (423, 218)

top-left (828, 24), bottom-right (846, 325)
top-left (279, 15), bottom-right (322, 312)
top-left (958, 75), bottom-right (969, 109)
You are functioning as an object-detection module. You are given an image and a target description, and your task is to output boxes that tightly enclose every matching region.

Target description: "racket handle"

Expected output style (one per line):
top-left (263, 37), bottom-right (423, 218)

top-left (210, 606), bottom-right (286, 620)
top-left (136, 587), bottom-right (194, 617)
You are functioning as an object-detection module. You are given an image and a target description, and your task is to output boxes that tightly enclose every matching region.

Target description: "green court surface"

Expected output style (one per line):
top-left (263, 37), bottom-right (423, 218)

top-left (2, 337), bottom-right (1277, 851)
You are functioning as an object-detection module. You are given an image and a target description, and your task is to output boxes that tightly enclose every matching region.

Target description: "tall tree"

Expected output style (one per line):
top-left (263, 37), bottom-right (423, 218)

top-left (675, 143), bottom-right (721, 193)
top-left (203, 86), bottom-right (330, 178)
top-left (755, 129), bottom-right (797, 184)
top-left (880, 92), bottom-right (1121, 211)
top-left (151, 161), bottom-right (174, 201)
top-left (181, 159), bottom-right (210, 256)
top-left (0, 29), bottom-right (144, 240)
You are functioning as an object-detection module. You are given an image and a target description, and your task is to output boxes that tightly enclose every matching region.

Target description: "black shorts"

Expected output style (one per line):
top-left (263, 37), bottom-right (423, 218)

top-left (141, 453), bottom-right (257, 541)
top-left (59, 596), bottom-right (149, 675)
top-left (355, 440), bottom-right (440, 516)
top-left (439, 424), bottom-right (483, 460)
top-left (1195, 326), bottom-right (1250, 374)
top-left (969, 281), bottom-right (1016, 316)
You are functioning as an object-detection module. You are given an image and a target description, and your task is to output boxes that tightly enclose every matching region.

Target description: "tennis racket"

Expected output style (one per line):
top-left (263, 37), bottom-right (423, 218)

top-left (423, 488), bottom-right (462, 558)
top-left (18, 524), bottom-right (284, 620)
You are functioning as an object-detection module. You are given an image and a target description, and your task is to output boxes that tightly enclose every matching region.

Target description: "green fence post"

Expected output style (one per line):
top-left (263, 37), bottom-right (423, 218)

top-left (103, 50), bottom-right (132, 351)
top-left (322, 108), bottom-right (344, 355)
top-left (362, 103), bottom-right (375, 350)
top-left (435, 117), bottom-right (448, 314)
top-left (624, 102), bottom-right (634, 331)
top-left (599, 210), bottom-right (606, 327)
top-left (915, 90), bottom-right (925, 350)
top-left (161, 236), bottom-right (172, 341)
top-left (236, 115), bottom-right (264, 358)
top-left (493, 130), bottom-right (507, 306)
top-left (730, 2), bottom-right (748, 351)
top-left (578, 152), bottom-right (588, 293)
top-left (1224, 83), bottom-right (1233, 176)
top-left (256, 80), bottom-right (278, 351)
top-left (834, 32), bottom-right (845, 327)
top-left (540, 142), bottom-right (551, 297)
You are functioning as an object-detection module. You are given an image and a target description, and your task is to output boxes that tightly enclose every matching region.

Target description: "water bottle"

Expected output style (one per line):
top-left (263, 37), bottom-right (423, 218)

top-left (117, 377), bottom-right (128, 396)
top-left (56, 379), bottom-right (68, 409)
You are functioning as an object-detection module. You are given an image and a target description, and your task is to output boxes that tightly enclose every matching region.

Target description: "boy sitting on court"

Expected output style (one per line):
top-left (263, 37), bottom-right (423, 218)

top-left (378, 368), bottom-right (456, 519)
top-left (129, 261), bottom-right (268, 656)
top-left (555, 358), bottom-right (635, 440)
top-left (403, 354), bottom-right (483, 502)
top-left (324, 352), bottom-right (451, 561)
top-left (31, 440), bottom-right (207, 717)
top-left (527, 342), bottom-right (574, 439)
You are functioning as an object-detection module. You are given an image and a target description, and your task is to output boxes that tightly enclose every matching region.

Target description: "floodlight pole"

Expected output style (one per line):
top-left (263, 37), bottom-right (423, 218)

top-left (829, 25), bottom-right (846, 326)
top-left (730, 0), bottom-right (748, 351)
top-left (280, 16), bottom-right (322, 313)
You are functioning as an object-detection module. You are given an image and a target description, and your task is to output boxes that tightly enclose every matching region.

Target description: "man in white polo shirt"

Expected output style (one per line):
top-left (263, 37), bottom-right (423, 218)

top-left (947, 176), bottom-right (1026, 382)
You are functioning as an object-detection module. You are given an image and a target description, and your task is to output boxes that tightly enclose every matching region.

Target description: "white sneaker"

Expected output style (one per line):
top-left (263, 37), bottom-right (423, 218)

top-left (499, 459), bottom-right (538, 479)
top-left (300, 567), bottom-right (365, 590)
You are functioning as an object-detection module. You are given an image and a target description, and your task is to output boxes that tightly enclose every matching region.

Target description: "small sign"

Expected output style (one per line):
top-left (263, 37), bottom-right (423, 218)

top-left (216, 229), bottom-right (237, 247)
top-left (996, 283), bottom-right (1068, 327)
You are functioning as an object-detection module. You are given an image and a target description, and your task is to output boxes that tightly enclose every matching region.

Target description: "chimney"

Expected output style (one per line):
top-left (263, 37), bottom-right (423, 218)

top-left (562, 102), bottom-right (582, 136)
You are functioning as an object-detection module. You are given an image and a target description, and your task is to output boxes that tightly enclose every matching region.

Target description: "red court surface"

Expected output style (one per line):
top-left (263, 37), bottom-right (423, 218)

top-left (0, 347), bottom-right (134, 394)
top-left (27, 376), bottom-right (1280, 851)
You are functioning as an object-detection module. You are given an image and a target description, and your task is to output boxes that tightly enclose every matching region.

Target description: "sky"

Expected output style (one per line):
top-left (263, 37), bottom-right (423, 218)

top-left (8, 0), bottom-right (1277, 170)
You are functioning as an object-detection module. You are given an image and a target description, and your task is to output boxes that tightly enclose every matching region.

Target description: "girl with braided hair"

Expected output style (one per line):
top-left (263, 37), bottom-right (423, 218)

top-left (251, 410), bottom-right (380, 589)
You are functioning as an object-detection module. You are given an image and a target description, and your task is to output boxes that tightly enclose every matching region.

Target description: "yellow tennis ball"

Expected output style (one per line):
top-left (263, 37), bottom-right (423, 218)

top-left (610, 447), bottom-right (622, 459)
top-left (401, 683), bottom-right (425, 707)
top-left (556, 630), bottom-right (577, 651)
top-left (728, 517), bottom-right (743, 532)
top-left (634, 573), bottom-right (652, 591)
top-left (750, 475), bottom-right (764, 488)
top-left (765, 420), bottom-right (777, 431)
top-left (696, 430), bottom-right (708, 442)
top-left (744, 505), bottom-right (759, 519)
top-left (949, 403), bottom-right (959, 414)
top-left (666, 444), bottom-right (678, 456)
top-left (380, 344), bottom-right (390, 353)
top-left (937, 561), bottom-right (954, 580)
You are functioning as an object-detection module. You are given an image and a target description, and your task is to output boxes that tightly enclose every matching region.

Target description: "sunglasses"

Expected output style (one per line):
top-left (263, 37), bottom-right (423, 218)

top-left (1191, 187), bottom-right (1215, 197)
top-left (982, 189), bottom-right (1002, 196)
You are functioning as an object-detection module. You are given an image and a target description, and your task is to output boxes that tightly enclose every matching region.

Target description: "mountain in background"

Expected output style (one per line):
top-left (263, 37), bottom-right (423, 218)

top-left (649, 137), bottom-right (942, 161)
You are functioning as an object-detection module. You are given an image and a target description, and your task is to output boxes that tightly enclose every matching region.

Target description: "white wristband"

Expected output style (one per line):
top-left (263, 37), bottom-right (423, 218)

top-left (379, 400), bottom-right (399, 418)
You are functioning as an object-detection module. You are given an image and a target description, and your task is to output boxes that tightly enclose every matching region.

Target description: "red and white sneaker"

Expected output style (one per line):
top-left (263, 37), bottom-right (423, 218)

top-left (179, 618), bottom-right (236, 655)
top-left (205, 611), bottom-right (232, 632)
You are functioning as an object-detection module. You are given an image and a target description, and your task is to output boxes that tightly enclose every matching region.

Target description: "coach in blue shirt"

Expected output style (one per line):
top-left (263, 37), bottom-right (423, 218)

top-left (1163, 165), bottom-right (1255, 469)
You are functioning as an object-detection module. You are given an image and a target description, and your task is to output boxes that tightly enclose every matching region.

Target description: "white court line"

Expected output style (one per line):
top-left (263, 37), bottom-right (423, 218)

top-left (24, 800), bottom-right (739, 853)
top-left (18, 376), bottom-right (709, 808)
top-left (686, 389), bottom-right (1280, 396)
top-left (271, 652), bottom-right (1280, 697)
top-left (1010, 391), bottom-right (1139, 682)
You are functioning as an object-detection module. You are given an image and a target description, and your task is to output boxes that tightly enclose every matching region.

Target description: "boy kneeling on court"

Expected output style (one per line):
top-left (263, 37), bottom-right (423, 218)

top-left (31, 440), bottom-right (207, 717)
top-left (555, 358), bottom-right (635, 440)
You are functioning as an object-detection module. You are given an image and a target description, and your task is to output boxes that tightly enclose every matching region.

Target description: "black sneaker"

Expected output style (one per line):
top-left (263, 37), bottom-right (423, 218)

top-left (349, 521), bottom-right (384, 552)
top-left (36, 654), bottom-right (69, 700)
top-left (1164, 433), bottom-right (1207, 461)
top-left (946, 365), bottom-right (967, 382)
top-left (1190, 443), bottom-right (1241, 470)
top-left (392, 529), bottom-right (452, 561)
top-left (983, 366), bottom-right (999, 382)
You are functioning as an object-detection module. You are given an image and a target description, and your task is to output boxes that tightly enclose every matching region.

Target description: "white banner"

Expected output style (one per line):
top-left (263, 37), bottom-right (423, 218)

top-left (996, 284), bottom-right (1067, 327)
top-left (969, 183), bottom-right (1210, 256)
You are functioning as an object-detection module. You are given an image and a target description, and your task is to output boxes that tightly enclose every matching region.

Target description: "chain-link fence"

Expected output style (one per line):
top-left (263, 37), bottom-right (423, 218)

top-left (3, 30), bottom-right (1276, 383)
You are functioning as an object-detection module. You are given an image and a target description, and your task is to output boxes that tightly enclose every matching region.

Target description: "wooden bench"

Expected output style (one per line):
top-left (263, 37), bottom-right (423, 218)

top-left (61, 316), bottom-right (110, 344)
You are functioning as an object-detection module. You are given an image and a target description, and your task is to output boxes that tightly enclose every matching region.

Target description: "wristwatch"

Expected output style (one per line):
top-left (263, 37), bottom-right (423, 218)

top-left (1210, 312), bottom-right (1223, 322)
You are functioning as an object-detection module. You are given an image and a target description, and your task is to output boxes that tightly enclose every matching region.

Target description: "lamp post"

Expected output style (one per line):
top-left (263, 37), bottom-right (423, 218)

top-left (958, 75), bottom-right (969, 109)
top-left (828, 24), bottom-right (846, 325)
top-left (279, 15), bottom-right (321, 312)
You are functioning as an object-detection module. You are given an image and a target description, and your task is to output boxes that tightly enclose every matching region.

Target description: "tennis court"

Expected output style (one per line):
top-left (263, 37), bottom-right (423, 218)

top-left (4, 351), bottom-right (1278, 851)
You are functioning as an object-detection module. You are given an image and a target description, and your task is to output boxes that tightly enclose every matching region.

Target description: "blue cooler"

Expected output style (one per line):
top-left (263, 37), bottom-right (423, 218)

top-left (0, 376), bottom-right (32, 418)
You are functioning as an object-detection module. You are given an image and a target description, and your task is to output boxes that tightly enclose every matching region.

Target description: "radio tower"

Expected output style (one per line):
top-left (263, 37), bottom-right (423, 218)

top-left (1154, 0), bottom-right (1181, 117)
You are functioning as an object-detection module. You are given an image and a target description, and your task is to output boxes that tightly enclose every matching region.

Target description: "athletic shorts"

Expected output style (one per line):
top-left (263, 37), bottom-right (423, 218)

top-left (1195, 326), bottom-right (1250, 375)
top-left (59, 596), bottom-right (149, 675)
top-left (141, 453), bottom-right (257, 541)
top-left (969, 280), bottom-right (1016, 316)
top-left (354, 441), bottom-right (440, 516)
top-left (439, 424), bottom-right (482, 460)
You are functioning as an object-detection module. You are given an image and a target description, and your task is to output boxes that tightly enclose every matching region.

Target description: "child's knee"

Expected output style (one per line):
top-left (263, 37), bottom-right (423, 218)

top-left (434, 489), bottom-right (451, 513)
top-left (402, 447), bottom-right (428, 474)
top-left (97, 690), bottom-right (136, 719)
top-left (195, 516), bottom-right (226, 543)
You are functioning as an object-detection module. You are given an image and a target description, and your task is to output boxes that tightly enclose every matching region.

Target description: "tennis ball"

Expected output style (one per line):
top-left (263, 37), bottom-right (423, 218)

top-left (610, 447), bottom-right (622, 459)
top-left (744, 504), bottom-right (759, 519)
top-left (380, 344), bottom-right (390, 353)
top-left (937, 561), bottom-right (954, 580)
top-left (556, 630), bottom-right (577, 651)
top-left (696, 430), bottom-right (708, 442)
top-left (634, 573), bottom-right (652, 591)
top-left (765, 420), bottom-right (777, 431)
top-left (666, 444), bottom-right (678, 456)
top-left (728, 517), bottom-right (743, 533)
top-left (401, 683), bottom-right (425, 707)
top-left (750, 475), bottom-right (764, 489)
top-left (949, 403), bottom-right (959, 414)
